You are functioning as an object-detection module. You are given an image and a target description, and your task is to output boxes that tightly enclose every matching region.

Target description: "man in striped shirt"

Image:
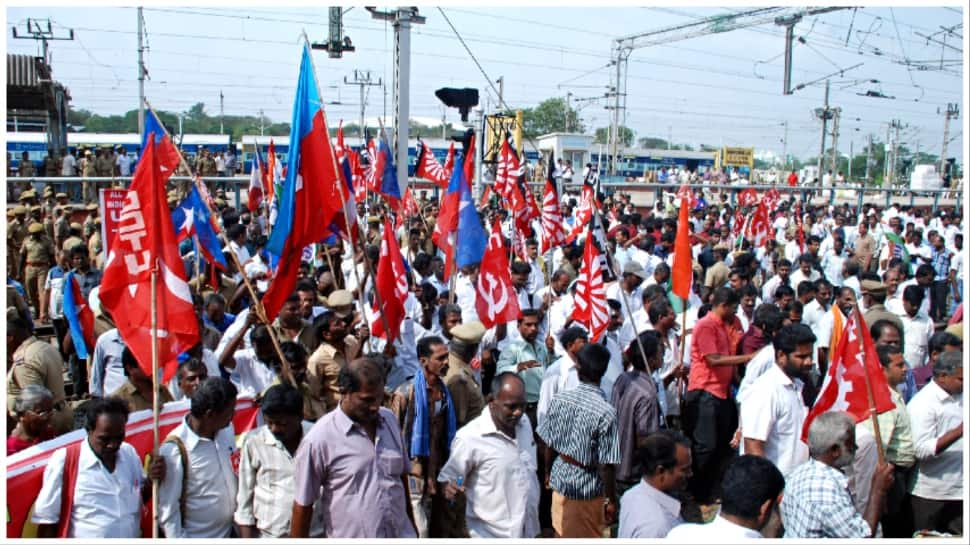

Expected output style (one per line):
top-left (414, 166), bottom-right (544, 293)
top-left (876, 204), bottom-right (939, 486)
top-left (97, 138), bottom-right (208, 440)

top-left (537, 343), bottom-right (621, 538)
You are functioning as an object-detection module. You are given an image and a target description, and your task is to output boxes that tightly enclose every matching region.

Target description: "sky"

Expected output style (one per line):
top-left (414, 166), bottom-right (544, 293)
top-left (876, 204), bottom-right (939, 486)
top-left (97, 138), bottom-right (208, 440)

top-left (4, 2), bottom-right (967, 165)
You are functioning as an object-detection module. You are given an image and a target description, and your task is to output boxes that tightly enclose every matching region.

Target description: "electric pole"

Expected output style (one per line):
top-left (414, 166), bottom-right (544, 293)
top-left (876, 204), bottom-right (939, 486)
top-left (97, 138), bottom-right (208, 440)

top-left (888, 119), bottom-right (902, 186)
top-left (137, 8), bottom-right (145, 137)
top-left (258, 109), bottom-right (264, 136)
top-left (781, 121), bottom-right (789, 169)
top-left (219, 90), bottom-right (225, 135)
top-left (813, 80), bottom-right (833, 183)
top-left (864, 133), bottom-right (873, 186)
top-left (939, 103), bottom-right (959, 177)
top-left (11, 17), bottom-right (74, 150)
top-left (829, 106), bottom-right (841, 174)
top-left (848, 139), bottom-right (853, 179)
top-left (344, 70), bottom-right (382, 139)
top-left (496, 76), bottom-right (504, 108)
top-left (367, 7), bottom-right (425, 196)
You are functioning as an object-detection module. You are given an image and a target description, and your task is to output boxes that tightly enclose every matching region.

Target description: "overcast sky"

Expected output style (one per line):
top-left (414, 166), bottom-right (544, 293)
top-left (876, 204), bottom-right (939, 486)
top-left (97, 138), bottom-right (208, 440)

top-left (5, 2), bottom-right (966, 163)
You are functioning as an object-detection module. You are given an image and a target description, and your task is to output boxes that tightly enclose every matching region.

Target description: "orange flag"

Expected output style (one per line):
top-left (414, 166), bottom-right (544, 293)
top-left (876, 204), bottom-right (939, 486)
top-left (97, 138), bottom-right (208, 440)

top-left (671, 190), bottom-right (693, 300)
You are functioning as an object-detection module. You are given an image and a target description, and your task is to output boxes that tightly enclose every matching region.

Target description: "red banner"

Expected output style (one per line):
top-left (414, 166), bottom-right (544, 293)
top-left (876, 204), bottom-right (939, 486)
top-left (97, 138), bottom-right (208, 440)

top-left (6, 396), bottom-right (260, 538)
top-left (99, 188), bottom-right (129, 256)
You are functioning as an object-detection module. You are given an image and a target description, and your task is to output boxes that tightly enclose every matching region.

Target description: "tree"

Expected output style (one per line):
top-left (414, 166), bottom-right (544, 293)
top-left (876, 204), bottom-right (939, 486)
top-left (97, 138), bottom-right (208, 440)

top-left (594, 126), bottom-right (634, 147)
top-left (511, 98), bottom-right (583, 139)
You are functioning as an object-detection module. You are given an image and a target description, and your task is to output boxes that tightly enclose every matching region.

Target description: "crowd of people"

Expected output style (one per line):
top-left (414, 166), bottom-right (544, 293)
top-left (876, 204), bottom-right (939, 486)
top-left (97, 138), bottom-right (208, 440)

top-left (6, 174), bottom-right (965, 539)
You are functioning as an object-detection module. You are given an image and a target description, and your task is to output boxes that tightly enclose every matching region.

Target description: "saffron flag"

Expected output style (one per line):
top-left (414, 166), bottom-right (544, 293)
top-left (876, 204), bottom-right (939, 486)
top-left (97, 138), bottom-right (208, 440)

top-left (171, 185), bottom-right (229, 271)
top-left (371, 219), bottom-right (408, 343)
top-left (141, 108), bottom-right (180, 179)
top-left (99, 137), bottom-right (199, 383)
top-left (801, 307), bottom-right (896, 442)
top-left (671, 186), bottom-right (693, 301)
top-left (571, 229), bottom-right (609, 342)
top-left (476, 219), bottom-right (521, 329)
top-left (63, 272), bottom-right (95, 361)
top-left (247, 146), bottom-right (265, 213)
top-left (264, 44), bottom-right (342, 320)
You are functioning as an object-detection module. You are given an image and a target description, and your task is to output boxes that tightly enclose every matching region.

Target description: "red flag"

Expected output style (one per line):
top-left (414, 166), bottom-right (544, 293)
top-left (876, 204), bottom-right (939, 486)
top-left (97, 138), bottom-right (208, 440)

top-left (266, 140), bottom-right (278, 204)
top-left (443, 141), bottom-right (455, 177)
top-left (541, 179), bottom-right (566, 253)
top-left (744, 202), bottom-right (772, 248)
top-left (476, 219), bottom-right (521, 329)
top-left (676, 184), bottom-right (697, 209)
top-left (415, 139), bottom-right (450, 189)
top-left (564, 184), bottom-right (597, 243)
top-left (351, 150), bottom-right (366, 202)
top-left (801, 307), bottom-right (896, 441)
top-left (762, 187), bottom-right (781, 211)
top-left (479, 184), bottom-right (493, 209)
top-left (495, 136), bottom-right (518, 202)
top-left (402, 187), bottom-right (419, 217)
top-left (99, 137), bottom-right (199, 383)
top-left (247, 148), bottom-right (265, 213)
top-left (731, 207), bottom-right (746, 237)
top-left (671, 187), bottom-right (693, 301)
top-left (795, 201), bottom-right (805, 253)
top-left (571, 232), bottom-right (609, 342)
top-left (738, 188), bottom-right (758, 208)
top-left (371, 219), bottom-right (408, 342)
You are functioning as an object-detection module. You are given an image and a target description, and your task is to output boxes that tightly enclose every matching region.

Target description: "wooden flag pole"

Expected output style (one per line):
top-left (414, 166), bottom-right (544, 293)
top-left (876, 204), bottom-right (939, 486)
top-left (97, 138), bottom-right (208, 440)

top-left (856, 307), bottom-right (887, 465)
top-left (143, 99), bottom-right (295, 388)
top-left (150, 264), bottom-right (160, 538)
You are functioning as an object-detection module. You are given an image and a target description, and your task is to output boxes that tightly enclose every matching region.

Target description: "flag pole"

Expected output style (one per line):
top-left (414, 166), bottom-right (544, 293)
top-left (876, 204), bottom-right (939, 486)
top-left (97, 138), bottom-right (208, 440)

top-left (855, 307), bottom-right (887, 465)
top-left (150, 261), bottom-right (160, 538)
top-left (143, 99), bottom-right (296, 388)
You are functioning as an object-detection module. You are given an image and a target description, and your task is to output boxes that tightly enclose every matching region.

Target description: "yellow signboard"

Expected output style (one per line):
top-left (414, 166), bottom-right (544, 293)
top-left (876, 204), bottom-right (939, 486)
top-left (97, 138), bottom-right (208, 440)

top-left (719, 146), bottom-right (754, 168)
top-left (484, 111), bottom-right (523, 162)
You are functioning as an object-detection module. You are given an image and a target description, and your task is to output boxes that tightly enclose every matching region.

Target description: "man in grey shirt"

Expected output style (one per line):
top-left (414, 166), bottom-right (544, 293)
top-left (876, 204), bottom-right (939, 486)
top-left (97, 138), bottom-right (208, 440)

top-left (618, 431), bottom-right (692, 538)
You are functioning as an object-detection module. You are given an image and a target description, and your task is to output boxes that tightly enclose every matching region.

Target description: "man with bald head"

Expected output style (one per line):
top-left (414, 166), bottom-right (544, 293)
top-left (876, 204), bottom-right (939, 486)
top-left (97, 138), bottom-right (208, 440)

top-left (290, 357), bottom-right (417, 538)
top-left (438, 372), bottom-right (541, 538)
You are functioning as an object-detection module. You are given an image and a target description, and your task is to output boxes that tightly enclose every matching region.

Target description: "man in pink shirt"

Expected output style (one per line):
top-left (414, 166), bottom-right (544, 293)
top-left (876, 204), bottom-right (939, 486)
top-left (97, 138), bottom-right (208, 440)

top-left (684, 287), bottom-right (754, 505)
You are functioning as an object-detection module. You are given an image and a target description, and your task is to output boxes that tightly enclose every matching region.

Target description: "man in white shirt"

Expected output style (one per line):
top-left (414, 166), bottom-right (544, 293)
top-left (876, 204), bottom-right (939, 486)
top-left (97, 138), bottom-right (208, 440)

top-left (32, 397), bottom-right (164, 538)
top-left (897, 285), bottom-right (934, 378)
top-left (761, 259), bottom-right (792, 305)
top-left (906, 351), bottom-right (963, 534)
top-left (607, 261), bottom-right (648, 318)
top-left (235, 383), bottom-right (324, 537)
top-left (158, 377), bottom-right (240, 538)
top-left (666, 454), bottom-right (785, 539)
top-left (61, 149), bottom-right (76, 177)
top-left (740, 324), bottom-right (814, 476)
top-left (219, 320), bottom-right (281, 397)
top-left (537, 327), bottom-right (588, 428)
top-left (438, 373), bottom-right (541, 538)
top-left (115, 147), bottom-right (132, 177)
top-left (801, 279), bottom-right (831, 330)
top-left (789, 254), bottom-right (821, 288)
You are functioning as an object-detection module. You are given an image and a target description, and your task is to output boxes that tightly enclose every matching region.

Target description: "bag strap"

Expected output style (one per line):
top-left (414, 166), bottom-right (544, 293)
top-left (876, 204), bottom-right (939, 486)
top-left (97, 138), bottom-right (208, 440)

top-left (56, 442), bottom-right (83, 538)
top-left (163, 435), bottom-right (190, 524)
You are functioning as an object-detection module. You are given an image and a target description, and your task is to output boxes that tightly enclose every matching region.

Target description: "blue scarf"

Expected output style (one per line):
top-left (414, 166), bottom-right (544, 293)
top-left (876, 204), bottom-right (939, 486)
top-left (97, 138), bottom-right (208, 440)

top-left (409, 369), bottom-right (457, 458)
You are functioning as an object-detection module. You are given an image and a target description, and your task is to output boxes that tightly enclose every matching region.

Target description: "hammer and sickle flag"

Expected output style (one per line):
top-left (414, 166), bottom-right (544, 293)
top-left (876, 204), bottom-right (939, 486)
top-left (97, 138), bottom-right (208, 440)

top-left (476, 218), bottom-right (521, 329)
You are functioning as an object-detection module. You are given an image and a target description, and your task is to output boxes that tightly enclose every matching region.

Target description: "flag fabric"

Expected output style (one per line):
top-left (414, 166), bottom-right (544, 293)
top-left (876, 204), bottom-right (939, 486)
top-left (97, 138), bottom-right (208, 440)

top-left (455, 145), bottom-right (488, 269)
top-left (795, 201), bottom-right (805, 253)
top-left (671, 187), bottom-right (694, 301)
top-left (371, 219), bottom-right (408, 342)
top-left (432, 138), bottom-right (479, 280)
top-left (675, 185), bottom-right (697, 209)
top-left (415, 139), bottom-right (450, 189)
top-left (744, 202), bottom-right (772, 248)
top-left (571, 230), bottom-right (609, 342)
top-left (63, 272), bottom-right (96, 360)
top-left (738, 187), bottom-right (759, 208)
top-left (331, 122), bottom-right (359, 243)
top-left (476, 219), bottom-right (521, 329)
top-left (800, 307), bottom-right (896, 442)
top-left (99, 137), bottom-right (199, 383)
top-left (264, 44), bottom-right (342, 320)
top-left (494, 135), bottom-right (519, 202)
top-left (366, 133), bottom-right (402, 209)
top-left (479, 184), bottom-right (493, 209)
top-left (141, 109), bottom-right (180, 179)
top-left (351, 149), bottom-right (367, 203)
top-left (402, 187), bottom-right (419, 217)
top-left (247, 146), bottom-right (265, 213)
top-left (171, 185), bottom-right (229, 271)
top-left (884, 231), bottom-right (911, 274)
top-left (762, 187), bottom-right (782, 212)
top-left (565, 184), bottom-right (597, 243)
top-left (266, 140), bottom-right (281, 205)
top-left (541, 178), bottom-right (567, 254)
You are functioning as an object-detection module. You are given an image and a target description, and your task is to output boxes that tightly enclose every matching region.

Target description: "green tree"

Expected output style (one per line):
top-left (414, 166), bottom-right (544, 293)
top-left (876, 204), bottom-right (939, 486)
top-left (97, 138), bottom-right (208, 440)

top-left (636, 136), bottom-right (669, 149)
top-left (510, 98), bottom-right (583, 139)
top-left (594, 126), bottom-right (634, 146)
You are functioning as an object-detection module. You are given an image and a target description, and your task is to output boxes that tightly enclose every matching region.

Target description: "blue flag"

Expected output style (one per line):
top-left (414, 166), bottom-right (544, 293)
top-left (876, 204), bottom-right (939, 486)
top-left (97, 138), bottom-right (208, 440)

top-left (455, 151), bottom-right (487, 268)
top-left (171, 186), bottom-right (229, 270)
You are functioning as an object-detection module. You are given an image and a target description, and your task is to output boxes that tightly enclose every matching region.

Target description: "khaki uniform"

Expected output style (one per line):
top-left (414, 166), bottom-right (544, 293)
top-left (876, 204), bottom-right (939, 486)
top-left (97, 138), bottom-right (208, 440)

top-left (83, 217), bottom-right (97, 239)
top-left (54, 216), bottom-right (70, 248)
top-left (95, 154), bottom-right (114, 177)
top-left (7, 337), bottom-right (73, 434)
top-left (88, 230), bottom-right (103, 268)
top-left (200, 155), bottom-right (218, 177)
top-left (43, 216), bottom-right (55, 242)
top-left (7, 218), bottom-right (27, 280)
top-left (82, 157), bottom-right (98, 202)
top-left (62, 235), bottom-right (85, 253)
top-left (21, 235), bottom-right (56, 316)
top-left (270, 318), bottom-right (320, 355)
top-left (306, 336), bottom-right (361, 416)
top-left (18, 161), bottom-right (36, 177)
top-left (111, 381), bottom-right (175, 412)
top-left (43, 155), bottom-right (59, 177)
top-left (444, 353), bottom-right (485, 428)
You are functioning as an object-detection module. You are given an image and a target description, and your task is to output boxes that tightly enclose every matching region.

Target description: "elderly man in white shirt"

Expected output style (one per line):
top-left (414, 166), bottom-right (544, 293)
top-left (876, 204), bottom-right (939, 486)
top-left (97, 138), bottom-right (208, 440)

top-left (235, 384), bottom-right (324, 537)
top-left (438, 373), bottom-right (541, 538)
top-left (158, 377), bottom-right (240, 538)
top-left (666, 455), bottom-right (785, 539)
top-left (32, 397), bottom-right (164, 538)
top-left (906, 351), bottom-right (964, 535)
top-left (739, 324), bottom-right (814, 477)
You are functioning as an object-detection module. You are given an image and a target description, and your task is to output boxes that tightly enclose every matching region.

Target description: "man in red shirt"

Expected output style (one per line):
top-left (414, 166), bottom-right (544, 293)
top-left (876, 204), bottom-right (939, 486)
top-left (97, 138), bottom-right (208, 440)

top-left (787, 170), bottom-right (798, 187)
top-left (683, 287), bottom-right (755, 505)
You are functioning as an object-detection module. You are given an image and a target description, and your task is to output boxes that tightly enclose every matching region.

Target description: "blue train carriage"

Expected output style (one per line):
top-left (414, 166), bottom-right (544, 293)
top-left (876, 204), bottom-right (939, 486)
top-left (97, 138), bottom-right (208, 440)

top-left (5, 131), bottom-right (49, 175)
top-left (236, 135), bottom-right (291, 175)
top-left (590, 147), bottom-right (718, 180)
top-left (175, 134), bottom-right (232, 169)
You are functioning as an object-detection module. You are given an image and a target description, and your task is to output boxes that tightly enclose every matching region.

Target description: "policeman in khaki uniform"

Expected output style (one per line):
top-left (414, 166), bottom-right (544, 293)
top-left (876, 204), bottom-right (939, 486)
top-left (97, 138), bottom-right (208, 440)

top-left (8, 205), bottom-right (30, 281)
top-left (82, 149), bottom-right (97, 202)
top-left (42, 149), bottom-right (59, 177)
top-left (18, 151), bottom-right (36, 177)
top-left (444, 321), bottom-right (487, 429)
top-left (53, 205), bottom-right (71, 250)
top-left (88, 218), bottom-right (103, 269)
top-left (7, 317), bottom-right (74, 434)
top-left (21, 222), bottom-right (56, 319)
top-left (83, 204), bottom-right (99, 239)
top-left (95, 146), bottom-right (115, 177)
top-left (61, 222), bottom-right (85, 253)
